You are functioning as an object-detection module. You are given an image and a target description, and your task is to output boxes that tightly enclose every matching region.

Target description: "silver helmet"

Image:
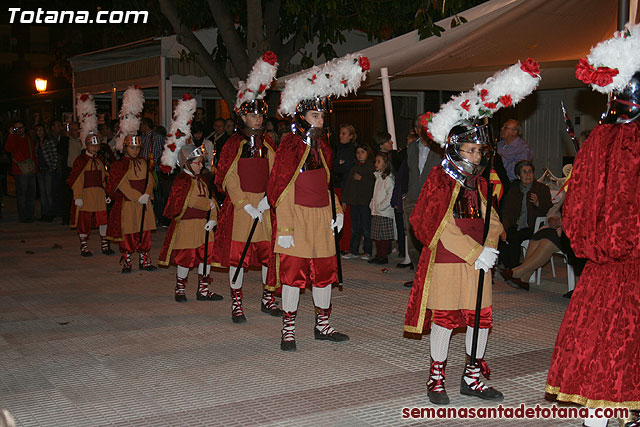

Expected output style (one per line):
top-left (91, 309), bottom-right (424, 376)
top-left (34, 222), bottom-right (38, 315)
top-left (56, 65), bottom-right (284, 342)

top-left (441, 123), bottom-right (491, 190)
top-left (601, 71), bottom-right (640, 124)
top-left (85, 132), bottom-right (100, 146)
top-left (178, 143), bottom-right (205, 170)
top-left (294, 96), bottom-right (333, 135)
top-left (123, 135), bottom-right (142, 147)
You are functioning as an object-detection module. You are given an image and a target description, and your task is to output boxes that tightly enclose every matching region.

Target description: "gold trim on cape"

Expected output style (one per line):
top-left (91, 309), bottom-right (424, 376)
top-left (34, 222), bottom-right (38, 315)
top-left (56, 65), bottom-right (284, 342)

top-left (545, 384), bottom-right (640, 410)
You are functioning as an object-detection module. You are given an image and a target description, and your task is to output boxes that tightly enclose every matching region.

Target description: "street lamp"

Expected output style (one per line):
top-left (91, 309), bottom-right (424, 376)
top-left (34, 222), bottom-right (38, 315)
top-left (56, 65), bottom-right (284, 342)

top-left (35, 78), bottom-right (47, 93)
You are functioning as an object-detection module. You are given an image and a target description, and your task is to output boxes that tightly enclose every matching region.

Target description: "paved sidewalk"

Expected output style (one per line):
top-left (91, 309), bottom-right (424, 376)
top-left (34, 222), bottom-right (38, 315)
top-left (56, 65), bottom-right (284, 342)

top-left (0, 204), bottom-right (613, 426)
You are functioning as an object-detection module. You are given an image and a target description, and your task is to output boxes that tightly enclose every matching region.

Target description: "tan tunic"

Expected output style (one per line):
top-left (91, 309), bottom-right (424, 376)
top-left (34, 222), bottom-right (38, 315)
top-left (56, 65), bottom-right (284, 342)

top-left (426, 200), bottom-right (503, 311)
top-left (117, 159), bottom-right (156, 234)
top-left (224, 148), bottom-right (274, 243)
top-left (172, 177), bottom-right (217, 250)
top-left (72, 155), bottom-right (106, 213)
top-left (273, 153), bottom-right (343, 259)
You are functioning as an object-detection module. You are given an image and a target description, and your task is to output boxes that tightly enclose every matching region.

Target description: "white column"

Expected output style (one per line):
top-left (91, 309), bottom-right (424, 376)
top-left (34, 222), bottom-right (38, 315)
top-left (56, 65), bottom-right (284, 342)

top-left (380, 67), bottom-right (397, 150)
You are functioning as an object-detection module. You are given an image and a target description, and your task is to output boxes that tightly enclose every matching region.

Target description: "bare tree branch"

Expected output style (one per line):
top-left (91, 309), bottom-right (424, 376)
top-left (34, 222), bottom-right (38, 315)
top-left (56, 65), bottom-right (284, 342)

top-left (246, 0), bottom-right (268, 64)
top-left (207, 0), bottom-right (250, 78)
top-left (263, 0), bottom-right (282, 53)
top-left (158, 0), bottom-right (237, 109)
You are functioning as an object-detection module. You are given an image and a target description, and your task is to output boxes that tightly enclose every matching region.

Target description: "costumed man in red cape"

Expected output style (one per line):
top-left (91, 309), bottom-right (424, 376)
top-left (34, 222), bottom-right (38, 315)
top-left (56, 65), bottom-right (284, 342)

top-left (158, 93), bottom-right (223, 303)
top-left (67, 132), bottom-right (113, 257)
top-left (212, 52), bottom-right (281, 323)
top-left (404, 60), bottom-right (541, 404)
top-left (266, 54), bottom-right (370, 351)
top-left (106, 85), bottom-right (156, 273)
top-left (545, 25), bottom-right (640, 427)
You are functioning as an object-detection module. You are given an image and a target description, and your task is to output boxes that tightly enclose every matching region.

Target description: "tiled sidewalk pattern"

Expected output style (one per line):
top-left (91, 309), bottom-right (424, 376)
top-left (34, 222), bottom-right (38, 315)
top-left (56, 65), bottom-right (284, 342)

top-left (0, 208), bottom-right (614, 426)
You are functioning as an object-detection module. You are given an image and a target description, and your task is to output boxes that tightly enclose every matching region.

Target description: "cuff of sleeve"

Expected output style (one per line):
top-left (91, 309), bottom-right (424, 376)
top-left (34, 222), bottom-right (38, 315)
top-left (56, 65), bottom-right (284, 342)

top-left (463, 243), bottom-right (484, 264)
top-left (234, 198), bottom-right (248, 208)
top-left (485, 239), bottom-right (497, 249)
top-left (277, 227), bottom-right (294, 233)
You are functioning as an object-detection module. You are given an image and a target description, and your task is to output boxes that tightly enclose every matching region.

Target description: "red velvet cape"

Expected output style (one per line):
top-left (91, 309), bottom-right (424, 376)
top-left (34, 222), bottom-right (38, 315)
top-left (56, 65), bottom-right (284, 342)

top-left (264, 132), bottom-right (333, 290)
top-left (211, 131), bottom-right (275, 267)
top-left (403, 166), bottom-right (489, 336)
top-left (158, 172), bottom-right (198, 265)
top-left (67, 152), bottom-right (105, 228)
top-left (546, 122), bottom-right (640, 408)
top-left (105, 157), bottom-right (137, 241)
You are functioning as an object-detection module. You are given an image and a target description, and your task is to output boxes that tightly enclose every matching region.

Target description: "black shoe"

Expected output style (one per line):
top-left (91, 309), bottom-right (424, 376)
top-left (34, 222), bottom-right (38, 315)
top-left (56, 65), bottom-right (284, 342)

top-left (81, 251), bottom-right (93, 258)
top-left (261, 302), bottom-right (282, 316)
top-left (403, 281), bottom-right (413, 288)
top-left (139, 263), bottom-right (158, 272)
top-left (510, 277), bottom-right (530, 291)
top-left (367, 258), bottom-right (377, 264)
top-left (175, 294), bottom-right (187, 303)
top-left (232, 314), bottom-right (247, 323)
top-left (280, 339), bottom-right (296, 351)
top-left (196, 292), bottom-right (223, 301)
top-left (428, 389), bottom-right (450, 405)
top-left (499, 268), bottom-right (513, 282)
top-left (460, 378), bottom-right (504, 401)
top-left (376, 258), bottom-right (388, 265)
top-left (121, 266), bottom-right (132, 274)
top-left (563, 290), bottom-right (573, 299)
top-left (396, 262), bottom-right (412, 269)
top-left (102, 247), bottom-right (115, 255)
top-left (314, 328), bottom-right (349, 342)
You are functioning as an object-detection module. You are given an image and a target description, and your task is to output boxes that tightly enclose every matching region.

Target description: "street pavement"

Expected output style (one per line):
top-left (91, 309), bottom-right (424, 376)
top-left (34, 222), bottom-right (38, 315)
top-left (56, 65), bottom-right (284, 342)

top-left (0, 201), bottom-right (615, 426)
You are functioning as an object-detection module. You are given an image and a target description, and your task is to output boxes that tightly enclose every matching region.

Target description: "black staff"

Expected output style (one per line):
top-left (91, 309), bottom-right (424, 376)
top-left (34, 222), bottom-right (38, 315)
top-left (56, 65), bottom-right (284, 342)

top-left (138, 142), bottom-right (151, 246)
top-left (202, 178), bottom-right (216, 270)
top-left (231, 216), bottom-right (260, 285)
top-left (470, 151), bottom-right (495, 365)
top-left (329, 182), bottom-right (343, 289)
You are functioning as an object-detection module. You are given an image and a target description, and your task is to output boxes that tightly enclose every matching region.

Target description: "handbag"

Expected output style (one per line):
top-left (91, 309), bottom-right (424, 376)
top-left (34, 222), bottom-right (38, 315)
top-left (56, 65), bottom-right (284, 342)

top-left (12, 138), bottom-right (36, 175)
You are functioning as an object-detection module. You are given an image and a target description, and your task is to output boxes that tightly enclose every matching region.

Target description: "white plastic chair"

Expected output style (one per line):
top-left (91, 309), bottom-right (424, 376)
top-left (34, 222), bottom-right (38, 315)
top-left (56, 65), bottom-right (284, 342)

top-left (521, 217), bottom-right (575, 292)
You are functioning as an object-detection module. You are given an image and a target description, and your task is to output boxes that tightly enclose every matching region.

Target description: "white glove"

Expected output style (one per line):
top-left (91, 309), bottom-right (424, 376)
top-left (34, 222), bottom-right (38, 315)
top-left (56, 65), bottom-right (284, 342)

top-left (474, 247), bottom-right (499, 272)
top-left (204, 220), bottom-right (217, 231)
top-left (74, 199), bottom-right (83, 208)
top-left (209, 199), bottom-right (216, 210)
top-left (243, 204), bottom-right (263, 222)
top-left (330, 213), bottom-right (344, 234)
top-left (257, 196), bottom-right (269, 213)
top-left (277, 235), bottom-right (295, 249)
top-left (105, 197), bottom-right (112, 204)
top-left (138, 194), bottom-right (150, 205)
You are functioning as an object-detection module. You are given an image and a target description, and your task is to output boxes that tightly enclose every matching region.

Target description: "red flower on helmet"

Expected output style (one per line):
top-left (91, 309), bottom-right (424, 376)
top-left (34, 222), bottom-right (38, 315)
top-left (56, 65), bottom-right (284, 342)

top-left (80, 93), bottom-right (89, 102)
top-left (499, 95), bottom-right (513, 107)
top-left (311, 74), bottom-right (317, 84)
top-left (238, 92), bottom-right (243, 99)
top-left (420, 112), bottom-right (434, 128)
top-left (358, 56), bottom-right (370, 71)
top-left (168, 143), bottom-right (176, 152)
top-left (575, 57), bottom-right (619, 86)
top-left (134, 85), bottom-right (141, 89)
top-left (175, 129), bottom-right (182, 138)
top-left (461, 100), bottom-right (471, 111)
top-left (341, 78), bottom-right (348, 86)
top-left (258, 84), bottom-right (267, 93)
top-left (520, 58), bottom-right (540, 77)
top-left (160, 164), bottom-right (172, 174)
top-left (182, 93), bottom-right (193, 101)
top-left (262, 51), bottom-right (278, 66)
top-left (484, 102), bottom-right (497, 109)
top-left (480, 89), bottom-right (489, 101)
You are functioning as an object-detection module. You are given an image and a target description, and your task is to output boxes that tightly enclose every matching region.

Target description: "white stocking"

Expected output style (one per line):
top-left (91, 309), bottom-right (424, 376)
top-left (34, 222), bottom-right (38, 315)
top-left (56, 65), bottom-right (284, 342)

top-left (281, 285), bottom-right (300, 312)
top-left (430, 324), bottom-right (452, 362)
top-left (229, 266), bottom-right (243, 290)
top-left (198, 263), bottom-right (211, 275)
top-left (312, 285), bottom-right (331, 310)
top-left (79, 233), bottom-right (88, 239)
top-left (177, 266), bottom-right (189, 279)
top-left (583, 409), bottom-right (608, 427)
top-left (465, 327), bottom-right (489, 359)
top-left (261, 265), bottom-right (268, 285)
top-left (98, 224), bottom-right (107, 236)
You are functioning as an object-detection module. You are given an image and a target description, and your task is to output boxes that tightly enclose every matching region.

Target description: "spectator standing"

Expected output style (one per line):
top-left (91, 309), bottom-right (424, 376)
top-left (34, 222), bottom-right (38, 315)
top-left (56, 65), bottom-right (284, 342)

top-left (368, 151), bottom-right (395, 264)
top-left (5, 121), bottom-right (38, 222)
top-left (34, 124), bottom-right (58, 221)
top-left (497, 119), bottom-right (532, 181)
top-left (67, 122), bottom-right (83, 169)
top-left (333, 123), bottom-right (357, 253)
top-left (140, 118), bottom-right (167, 225)
top-left (498, 160), bottom-right (552, 268)
top-left (403, 116), bottom-right (444, 284)
top-left (392, 130), bottom-right (419, 267)
top-left (224, 118), bottom-right (235, 136)
top-left (207, 118), bottom-right (228, 168)
top-left (341, 144), bottom-right (375, 259)
top-left (50, 120), bottom-right (70, 222)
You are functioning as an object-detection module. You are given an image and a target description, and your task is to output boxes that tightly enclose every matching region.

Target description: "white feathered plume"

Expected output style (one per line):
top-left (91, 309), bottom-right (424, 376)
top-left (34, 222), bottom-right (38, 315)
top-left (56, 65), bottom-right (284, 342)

top-left (235, 51), bottom-right (279, 111)
top-left (426, 58), bottom-right (542, 147)
top-left (115, 86), bottom-right (145, 152)
top-left (76, 93), bottom-right (97, 146)
top-left (577, 23), bottom-right (640, 94)
top-left (160, 94), bottom-right (197, 173)
top-left (278, 53), bottom-right (371, 117)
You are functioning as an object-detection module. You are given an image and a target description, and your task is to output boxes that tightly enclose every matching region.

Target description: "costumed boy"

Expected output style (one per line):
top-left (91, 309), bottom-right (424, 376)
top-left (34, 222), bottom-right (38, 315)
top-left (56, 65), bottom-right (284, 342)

top-left (212, 52), bottom-right (280, 323)
top-left (106, 86), bottom-right (157, 273)
top-left (404, 59), bottom-right (541, 405)
top-left (67, 92), bottom-right (113, 257)
top-left (266, 53), bottom-right (370, 351)
top-left (158, 94), bottom-right (222, 302)
top-left (545, 24), bottom-right (640, 427)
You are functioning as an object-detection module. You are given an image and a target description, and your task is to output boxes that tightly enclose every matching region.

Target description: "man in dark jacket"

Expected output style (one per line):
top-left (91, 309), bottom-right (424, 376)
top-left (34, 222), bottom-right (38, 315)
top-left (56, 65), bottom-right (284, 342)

top-left (499, 160), bottom-right (552, 268)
